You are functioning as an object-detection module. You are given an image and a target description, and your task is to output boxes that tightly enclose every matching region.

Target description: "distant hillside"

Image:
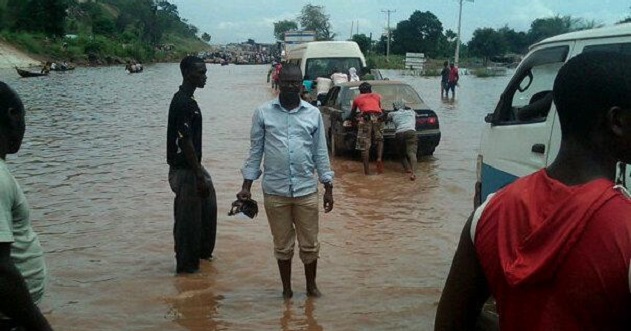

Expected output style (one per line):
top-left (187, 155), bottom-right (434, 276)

top-left (0, 0), bottom-right (210, 65)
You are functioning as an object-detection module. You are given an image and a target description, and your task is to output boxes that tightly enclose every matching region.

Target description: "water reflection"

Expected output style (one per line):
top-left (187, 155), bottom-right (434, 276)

top-left (280, 299), bottom-right (323, 331)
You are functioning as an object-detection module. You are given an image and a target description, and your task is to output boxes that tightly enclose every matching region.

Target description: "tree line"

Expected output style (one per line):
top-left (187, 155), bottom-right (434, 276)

top-left (0, 0), bottom-right (210, 62)
top-left (273, 4), bottom-right (631, 64)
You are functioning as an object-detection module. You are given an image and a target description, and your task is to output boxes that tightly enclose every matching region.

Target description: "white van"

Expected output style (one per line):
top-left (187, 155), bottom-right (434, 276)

top-left (475, 23), bottom-right (631, 207)
top-left (285, 41), bottom-right (367, 81)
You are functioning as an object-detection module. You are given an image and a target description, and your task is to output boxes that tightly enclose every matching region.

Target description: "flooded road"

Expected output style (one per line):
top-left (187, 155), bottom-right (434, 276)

top-left (0, 64), bottom-right (510, 330)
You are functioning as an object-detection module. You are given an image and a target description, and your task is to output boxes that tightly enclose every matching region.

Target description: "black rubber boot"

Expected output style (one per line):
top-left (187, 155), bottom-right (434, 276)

top-left (305, 260), bottom-right (321, 297)
top-left (277, 259), bottom-right (293, 299)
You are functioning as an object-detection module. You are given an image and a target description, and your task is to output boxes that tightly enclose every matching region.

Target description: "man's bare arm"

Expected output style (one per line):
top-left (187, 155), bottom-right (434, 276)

top-left (435, 214), bottom-right (491, 331)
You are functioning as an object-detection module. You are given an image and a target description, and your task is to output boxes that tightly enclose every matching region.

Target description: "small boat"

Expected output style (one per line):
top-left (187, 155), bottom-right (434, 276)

top-left (16, 67), bottom-right (48, 78)
top-left (51, 66), bottom-right (75, 71)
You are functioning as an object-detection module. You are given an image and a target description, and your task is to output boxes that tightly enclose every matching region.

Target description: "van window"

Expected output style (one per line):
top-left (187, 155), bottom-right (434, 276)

top-left (305, 58), bottom-right (362, 80)
top-left (583, 42), bottom-right (631, 55)
top-left (492, 45), bottom-right (569, 124)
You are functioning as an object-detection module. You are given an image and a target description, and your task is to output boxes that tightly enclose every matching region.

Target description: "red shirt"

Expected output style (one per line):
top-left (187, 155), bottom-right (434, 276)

top-left (448, 66), bottom-right (459, 83)
top-left (352, 93), bottom-right (382, 114)
top-left (473, 170), bottom-right (631, 330)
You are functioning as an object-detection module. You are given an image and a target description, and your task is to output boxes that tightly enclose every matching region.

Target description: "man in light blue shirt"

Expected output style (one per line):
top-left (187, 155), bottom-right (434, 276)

top-left (237, 64), bottom-right (334, 299)
top-left (388, 101), bottom-right (419, 180)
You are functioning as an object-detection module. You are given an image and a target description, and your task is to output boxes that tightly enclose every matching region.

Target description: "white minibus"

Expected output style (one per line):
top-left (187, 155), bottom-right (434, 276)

top-left (475, 23), bottom-right (631, 207)
top-left (284, 41), bottom-right (367, 81)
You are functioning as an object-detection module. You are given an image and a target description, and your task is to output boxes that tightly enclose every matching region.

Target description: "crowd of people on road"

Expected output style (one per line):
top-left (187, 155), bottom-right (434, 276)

top-left (2, 50), bottom-right (631, 330)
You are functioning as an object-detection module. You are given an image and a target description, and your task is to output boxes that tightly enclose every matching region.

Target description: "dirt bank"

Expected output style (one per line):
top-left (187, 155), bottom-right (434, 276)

top-left (0, 41), bottom-right (42, 68)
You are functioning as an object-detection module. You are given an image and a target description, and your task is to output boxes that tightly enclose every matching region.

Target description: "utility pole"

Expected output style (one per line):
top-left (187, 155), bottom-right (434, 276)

top-left (454, 0), bottom-right (474, 66)
top-left (382, 9), bottom-right (395, 61)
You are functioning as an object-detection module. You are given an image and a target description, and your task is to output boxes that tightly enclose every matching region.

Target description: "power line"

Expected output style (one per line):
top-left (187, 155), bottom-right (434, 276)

top-left (382, 9), bottom-right (396, 61)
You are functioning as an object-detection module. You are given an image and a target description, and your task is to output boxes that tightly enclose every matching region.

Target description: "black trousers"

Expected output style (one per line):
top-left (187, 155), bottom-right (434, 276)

top-left (168, 167), bottom-right (217, 272)
top-left (0, 319), bottom-right (22, 331)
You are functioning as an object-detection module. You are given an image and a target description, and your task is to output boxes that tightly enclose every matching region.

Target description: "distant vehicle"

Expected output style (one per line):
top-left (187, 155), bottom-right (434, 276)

top-left (285, 41), bottom-right (367, 83)
top-left (318, 80), bottom-right (440, 158)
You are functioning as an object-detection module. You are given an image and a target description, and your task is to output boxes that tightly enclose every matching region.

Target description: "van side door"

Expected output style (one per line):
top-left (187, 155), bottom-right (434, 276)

top-left (478, 44), bottom-right (572, 201)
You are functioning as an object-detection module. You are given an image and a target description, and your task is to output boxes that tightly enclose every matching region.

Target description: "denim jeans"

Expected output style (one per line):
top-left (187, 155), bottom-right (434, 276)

top-left (168, 167), bottom-right (217, 272)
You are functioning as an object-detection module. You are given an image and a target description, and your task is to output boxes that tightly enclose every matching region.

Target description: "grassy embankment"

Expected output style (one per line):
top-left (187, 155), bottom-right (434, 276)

top-left (0, 31), bottom-right (209, 66)
top-left (0, 31), bottom-right (208, 65)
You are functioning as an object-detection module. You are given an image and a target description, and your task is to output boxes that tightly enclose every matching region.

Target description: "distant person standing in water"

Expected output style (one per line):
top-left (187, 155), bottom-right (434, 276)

top-left (0, 82), bottom-right (53, 331)
top-left (237, 63), bottom-right (334, 299)
top-left (440, 61), bottom-right (449, 98)
top-left (446, 63), bottom-right (459, 99)
top-left (166, 56), bottom-right (217, 274)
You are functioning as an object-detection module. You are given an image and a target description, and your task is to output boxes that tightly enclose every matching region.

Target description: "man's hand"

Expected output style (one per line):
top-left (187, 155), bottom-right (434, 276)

top-left (323, 183), bottom-right (333, 213)
top-left (237, 188), bottom-right (252, 201)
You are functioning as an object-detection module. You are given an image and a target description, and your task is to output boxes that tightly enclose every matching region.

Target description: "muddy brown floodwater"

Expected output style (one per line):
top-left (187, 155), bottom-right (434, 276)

top-left (0, 64), bottom-right (511, 330)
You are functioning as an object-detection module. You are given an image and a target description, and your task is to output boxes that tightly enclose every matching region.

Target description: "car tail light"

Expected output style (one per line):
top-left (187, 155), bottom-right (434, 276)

top-left (416, 116), bottom-right (438, 125)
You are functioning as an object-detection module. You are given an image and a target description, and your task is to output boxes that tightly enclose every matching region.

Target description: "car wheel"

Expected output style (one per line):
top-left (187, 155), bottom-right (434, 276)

top-left (417, 143), bottom-right (435, 157)
top-left (331, 131), bottom-right (343, 156)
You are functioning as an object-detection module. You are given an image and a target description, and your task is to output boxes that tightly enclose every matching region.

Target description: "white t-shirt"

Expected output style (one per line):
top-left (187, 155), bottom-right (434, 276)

top-left (0, 159), bottom-right (47, 304)
top-left (330, 72), bottom-right (349, 85)
top-left (387, 109), bottom-right (416, 134)
top-left (315, 77), bottom-right (332, 95)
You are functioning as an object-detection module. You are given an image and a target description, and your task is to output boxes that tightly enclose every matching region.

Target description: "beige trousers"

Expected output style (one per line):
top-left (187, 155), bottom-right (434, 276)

top-left (263, 192), bottom-right (320, 264)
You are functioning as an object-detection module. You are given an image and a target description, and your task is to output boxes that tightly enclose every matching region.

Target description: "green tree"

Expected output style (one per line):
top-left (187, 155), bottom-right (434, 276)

top-left (12, 0), bottom-right (68, 36)
top-left (298, 4), bottom-right (335, 41)
top-left (499, 25), bottom-right (529, 54)
top-left (201, 32), bottom-right (211, 42)
top-left (527, 15), bottom-right (578, 44)
top-left (273, 20), bottom-right (298, 41)
top-left (351, 33), bottom-right (371, 55)
top-left (468, 27), bottom-right (507, 65)
top-left (391, 10), bottom-right (444, 57)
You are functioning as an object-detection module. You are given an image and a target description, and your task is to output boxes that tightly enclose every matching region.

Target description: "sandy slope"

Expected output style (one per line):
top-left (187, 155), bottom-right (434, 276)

top-left (0, 41), bottom-right (41, 68)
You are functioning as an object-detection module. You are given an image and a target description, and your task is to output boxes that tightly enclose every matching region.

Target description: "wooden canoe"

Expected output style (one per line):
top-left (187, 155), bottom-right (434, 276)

top-left (16, 67), bottom-right (48, 78)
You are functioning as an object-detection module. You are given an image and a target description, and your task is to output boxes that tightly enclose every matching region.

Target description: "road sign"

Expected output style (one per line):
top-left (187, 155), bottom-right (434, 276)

top-left (405, 52), bottom-right (426, 70)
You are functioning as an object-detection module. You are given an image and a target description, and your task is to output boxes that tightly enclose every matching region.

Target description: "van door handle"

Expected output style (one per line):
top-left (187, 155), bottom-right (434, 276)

top-left (532, 144), bottom-right (545, 154)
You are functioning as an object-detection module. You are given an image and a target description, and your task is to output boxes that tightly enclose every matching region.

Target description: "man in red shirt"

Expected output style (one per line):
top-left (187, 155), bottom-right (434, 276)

top-left (350, 82), bottom-right (384, 175)
top-left (435, 51), bottom-right (631, 330)
top-left (446, 63), bottom-right (459, 99)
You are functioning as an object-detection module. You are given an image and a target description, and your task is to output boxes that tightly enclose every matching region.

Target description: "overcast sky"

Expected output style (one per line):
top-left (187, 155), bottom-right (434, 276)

top-left (169, 0), bottom-right (630, 45)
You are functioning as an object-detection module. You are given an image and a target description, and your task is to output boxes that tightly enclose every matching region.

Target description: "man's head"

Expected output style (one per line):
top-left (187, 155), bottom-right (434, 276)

top-left (359, 82), bottom-right (372, 94)
top-left (450, 63), bottom-right (455, 68)
top-left (443, 61), bottom-right (448, 67)
top-left (180, 56), bottom-right (207, 88)
top-left (278, 63), bottom-right (303, 95)
top-left (0, 82), bottom-right (25, 156)
top-left (553, 51), bottom-right (631, 161)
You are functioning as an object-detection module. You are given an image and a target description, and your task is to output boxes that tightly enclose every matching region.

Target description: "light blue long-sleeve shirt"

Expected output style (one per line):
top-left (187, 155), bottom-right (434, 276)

top-left (241, 99), bottom-right (334, 198)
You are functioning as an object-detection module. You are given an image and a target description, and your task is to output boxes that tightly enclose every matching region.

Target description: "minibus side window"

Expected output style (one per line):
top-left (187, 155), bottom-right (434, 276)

top-left (583, 42), bottom-right (631, 55)
top-left (492, 46), bottom-right (569, 125)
